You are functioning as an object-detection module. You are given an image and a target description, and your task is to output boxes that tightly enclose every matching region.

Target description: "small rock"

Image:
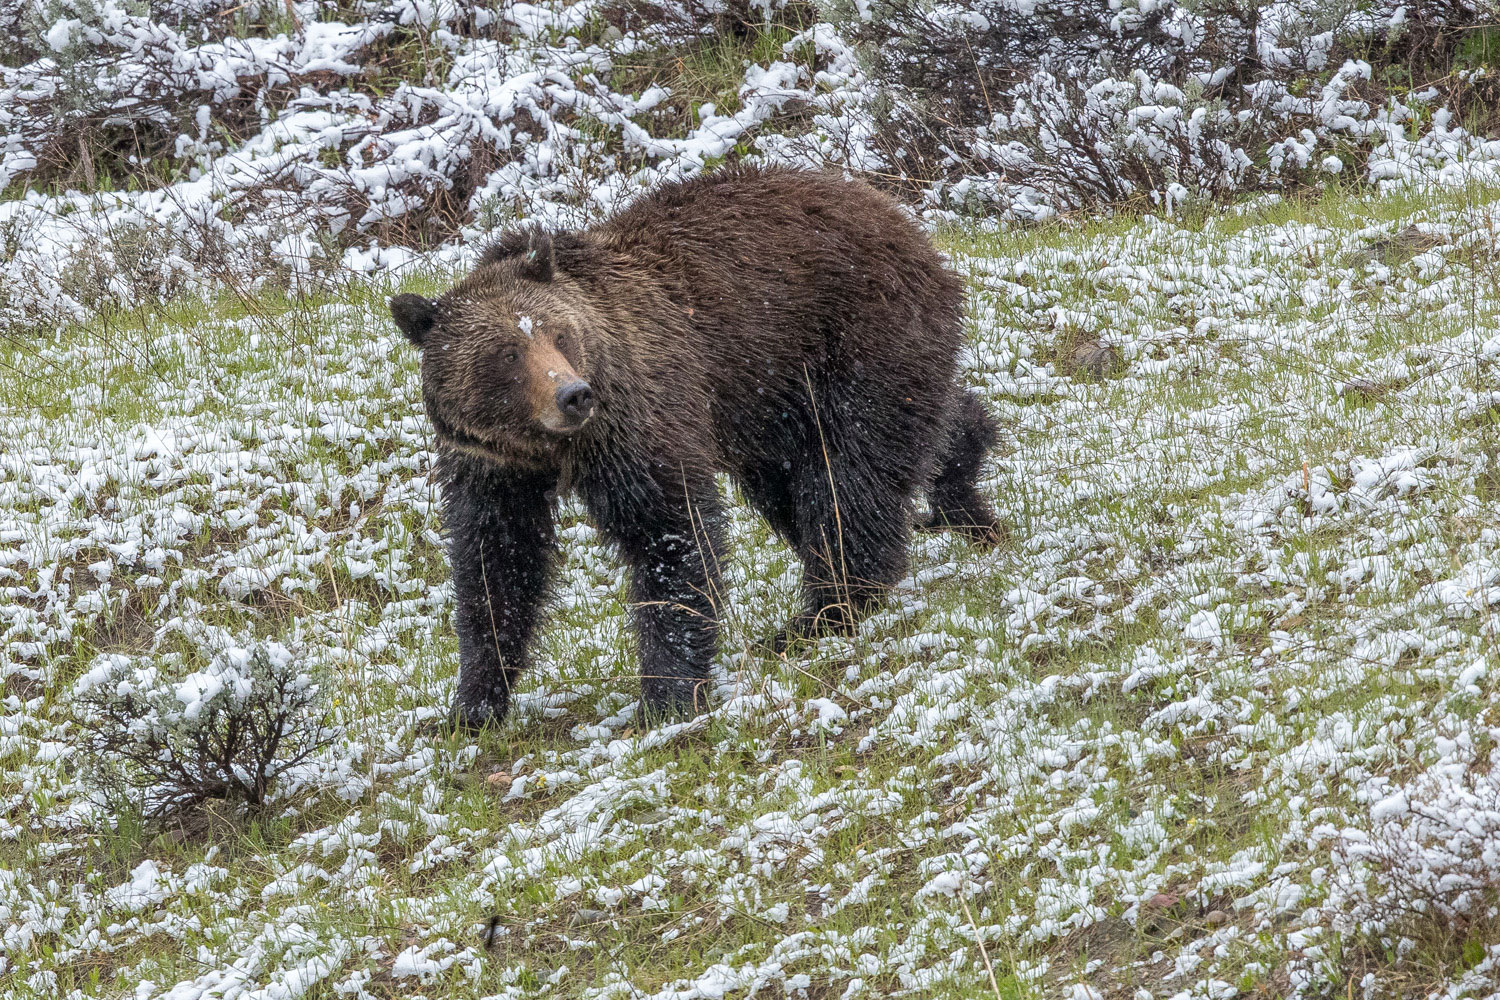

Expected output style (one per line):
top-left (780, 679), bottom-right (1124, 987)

top-left (486, 771), bottom-right (512, 788)
top-left (1145, 892), bottom-right (1179, 910)
top-left (1356, 223), bottom-right (1444, 265)
top-left (1071, 342), bottom-right (1119, 380)
top-left (570, 908), bottom-right (611, 926)
top-left (600, 25), bottom-right (623, 42)
top-left (1341, 377), bottom-right (1385, 399)
top-left (157, 825), bottom-right (189, 846)
top-left (1392, 223), bottom-right (1443, 252)
top-left (1204, 909), bottom-right (1229, 927)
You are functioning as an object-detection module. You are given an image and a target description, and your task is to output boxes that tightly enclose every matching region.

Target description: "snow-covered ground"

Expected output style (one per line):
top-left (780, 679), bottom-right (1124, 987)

top-left (5, 182), bottom-right (1500, 998)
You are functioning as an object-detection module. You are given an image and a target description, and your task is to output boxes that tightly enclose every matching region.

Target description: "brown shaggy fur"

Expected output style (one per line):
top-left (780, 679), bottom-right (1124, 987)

top-left (389, 167), bottom-right (999, 728)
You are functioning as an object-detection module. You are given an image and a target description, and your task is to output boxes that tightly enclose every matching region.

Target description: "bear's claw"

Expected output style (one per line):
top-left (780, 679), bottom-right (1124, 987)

top-left (919, 510), bottom-right (1004, 547)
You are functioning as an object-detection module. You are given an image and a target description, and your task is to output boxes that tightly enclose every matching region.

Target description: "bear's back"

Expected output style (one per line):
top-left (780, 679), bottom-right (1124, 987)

top-left (591, 167), bottom-right (963, 378)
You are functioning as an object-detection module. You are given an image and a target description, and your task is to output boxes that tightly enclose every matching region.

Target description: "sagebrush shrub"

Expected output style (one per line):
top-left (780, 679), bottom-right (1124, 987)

top-left (74, 643), bottom-right (335, 817)
top-left (820, 0), bottom-right (1500, 215)
top-left (1319, 755), bottom-right (1500, 985)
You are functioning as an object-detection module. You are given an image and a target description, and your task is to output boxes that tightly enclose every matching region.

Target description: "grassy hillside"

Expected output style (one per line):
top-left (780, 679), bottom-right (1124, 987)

top-left (5, 183), bottom-right (1500, 999)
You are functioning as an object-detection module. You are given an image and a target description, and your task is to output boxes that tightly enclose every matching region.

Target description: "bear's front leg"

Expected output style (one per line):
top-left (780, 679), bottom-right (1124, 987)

top-left (580, 462), bottom-right (725, 722)
top-left (441, 456), bottom-right (559, 729)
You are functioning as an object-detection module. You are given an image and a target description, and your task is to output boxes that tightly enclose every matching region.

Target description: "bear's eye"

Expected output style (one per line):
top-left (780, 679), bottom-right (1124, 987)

top-left (555, 332), bottom-right (568, 349)
top-left (501, 348), bottom-right (520, 365)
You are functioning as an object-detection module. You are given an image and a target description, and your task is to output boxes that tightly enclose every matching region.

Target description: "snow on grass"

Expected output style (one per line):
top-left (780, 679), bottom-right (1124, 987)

top-left (6, 184), bottom-right (1500, 998)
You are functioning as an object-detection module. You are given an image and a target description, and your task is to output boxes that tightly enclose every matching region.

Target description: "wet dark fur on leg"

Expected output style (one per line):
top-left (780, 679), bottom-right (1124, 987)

top-left (441, 457), bottom-right (559, 729)
top-left (576, 462), bottom-right (725, 722)
top-left (922, 389), bottom-right (1003, 543)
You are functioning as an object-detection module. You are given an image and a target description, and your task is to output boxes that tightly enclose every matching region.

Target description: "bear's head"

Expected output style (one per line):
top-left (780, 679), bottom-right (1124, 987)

top-left (389, 230), bottom-right (597, 465)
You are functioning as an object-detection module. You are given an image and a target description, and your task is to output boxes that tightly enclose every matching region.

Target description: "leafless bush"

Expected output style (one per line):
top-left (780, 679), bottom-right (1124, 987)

top-left (0, 0), bottom-right (479, 193)
top-left (1321, 758), bottom-right (1500, 987)
top-left (0, 202), bottom-right (347, 329)
top-left (74, 644), bottom-right (336, 818)
top-left (821, 0), bottom-right (1500, 216)
top-left (5, 0), bottom-right (218, 188)
top-left (601, 0), bottom-right (801, 40)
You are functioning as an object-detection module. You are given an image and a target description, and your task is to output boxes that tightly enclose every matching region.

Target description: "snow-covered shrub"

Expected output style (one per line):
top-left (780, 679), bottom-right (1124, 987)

top-left (1322, 751), bottom-right (1500, 982)
top-left (5, 0), bottom-right (1500, 329)
top-left (74, 643), bottom-right (336, 817)
top-left (0, 0), bottom-right (502, 203)
top-left (602, 0), bottom-right (797, 39)
top-left (823, 0), bottom-right (1500, 217)
top-left (2, 0), bottom-right (245, 189)
top-left (958, 67), bottom-right (1256, 217)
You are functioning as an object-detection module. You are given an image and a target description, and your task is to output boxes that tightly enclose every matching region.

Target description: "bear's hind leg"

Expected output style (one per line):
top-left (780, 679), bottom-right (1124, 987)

top-left (923, 389), bottom-right (1002, 544)
top-left (784, 451), bottom-right (914, 642)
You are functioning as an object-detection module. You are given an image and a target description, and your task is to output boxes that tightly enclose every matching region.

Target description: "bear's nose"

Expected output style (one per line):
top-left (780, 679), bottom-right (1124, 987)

top-left (556, 381), bottom-right (594, 422)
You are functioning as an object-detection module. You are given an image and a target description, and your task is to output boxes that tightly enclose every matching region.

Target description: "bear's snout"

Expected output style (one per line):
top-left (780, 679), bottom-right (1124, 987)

top-left (554, 380), bottom-right (595, 428)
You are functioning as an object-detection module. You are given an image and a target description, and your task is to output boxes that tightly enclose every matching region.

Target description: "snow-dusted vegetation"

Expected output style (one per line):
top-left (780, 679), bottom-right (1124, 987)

top-left (9, 0), bottom-right (1500, 998)
top-left (7, 184), bottom-right (1500, 998)
top-left (4, 0), bottom-right (1500, 327)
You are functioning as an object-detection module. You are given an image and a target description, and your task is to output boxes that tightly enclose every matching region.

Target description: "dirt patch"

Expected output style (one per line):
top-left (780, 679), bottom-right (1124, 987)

top-left (91, 587), bottom-right (158, 654)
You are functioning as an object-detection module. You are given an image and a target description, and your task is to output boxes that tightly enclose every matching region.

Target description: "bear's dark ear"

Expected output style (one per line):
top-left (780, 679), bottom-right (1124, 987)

top-left (480, 229), bottom-right (532, 264)
top-left (517, 230), bottom-right (556, 283)
top-left (389, 293), bottom-right (437, 346)
top-left (480, 228), bottom-right (584, 282)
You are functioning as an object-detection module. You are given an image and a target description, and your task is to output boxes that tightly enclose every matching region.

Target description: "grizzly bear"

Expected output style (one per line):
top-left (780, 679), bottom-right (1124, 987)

top-left (389, 167), bottom-right (999, 728)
